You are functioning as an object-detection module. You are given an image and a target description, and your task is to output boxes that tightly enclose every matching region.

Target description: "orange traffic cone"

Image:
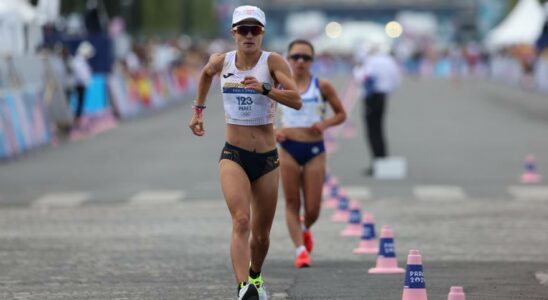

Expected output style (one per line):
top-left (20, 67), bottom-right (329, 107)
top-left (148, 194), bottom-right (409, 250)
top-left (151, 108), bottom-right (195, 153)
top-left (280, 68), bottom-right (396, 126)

top-left (521, 154), bottom-right (542, 183)
top-left (353, 212), bottom-right (378, 254)
top-left (447, 286), bottom-right (466, 300)
top-left (368, 225), bottom-right (405, 274)
top-left (341, 200), bottom-right (361, 236)
top-left (402, 250), bottom-right (427, 300)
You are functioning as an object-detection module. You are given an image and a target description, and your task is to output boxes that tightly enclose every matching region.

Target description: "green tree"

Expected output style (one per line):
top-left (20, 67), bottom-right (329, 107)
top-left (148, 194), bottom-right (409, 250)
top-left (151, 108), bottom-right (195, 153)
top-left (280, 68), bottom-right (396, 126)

top-left (187, 0), bottom-right (217, 38)
top-left (56, 0), bottom-right (217, 38)
top-left (137, 0), bottom-right (217, 38)
top-left (140, 1), bottom-right (184, 36)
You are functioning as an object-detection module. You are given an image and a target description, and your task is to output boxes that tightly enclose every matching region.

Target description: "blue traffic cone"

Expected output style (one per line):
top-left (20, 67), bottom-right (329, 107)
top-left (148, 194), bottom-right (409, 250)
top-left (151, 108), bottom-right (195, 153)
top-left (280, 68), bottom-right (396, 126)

top-left (353, 212), bottom-right (378, 254)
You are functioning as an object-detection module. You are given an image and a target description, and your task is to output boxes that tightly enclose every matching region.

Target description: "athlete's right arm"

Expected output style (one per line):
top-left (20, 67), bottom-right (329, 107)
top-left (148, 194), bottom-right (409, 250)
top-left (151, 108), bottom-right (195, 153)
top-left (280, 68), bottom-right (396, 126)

top-left (189, 53), bottom-right (225, 136)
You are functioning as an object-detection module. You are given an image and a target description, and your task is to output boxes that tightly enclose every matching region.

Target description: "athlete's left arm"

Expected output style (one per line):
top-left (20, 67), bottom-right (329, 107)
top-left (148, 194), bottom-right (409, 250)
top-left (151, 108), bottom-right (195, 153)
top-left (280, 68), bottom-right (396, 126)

top-left (241, 53), bottom-right (300, 109)
top-left (267, 53), bottom-right (302, 110)
top-left (311, 80), bottom-right (347, 133)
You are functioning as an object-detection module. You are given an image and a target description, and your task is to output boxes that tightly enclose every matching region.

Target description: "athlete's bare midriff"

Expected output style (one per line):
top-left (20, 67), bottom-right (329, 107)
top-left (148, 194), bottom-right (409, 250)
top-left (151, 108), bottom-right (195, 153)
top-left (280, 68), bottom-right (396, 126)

top-left (279, 127), bottom-right (323, 143)
top-left (226, 123), bottom-right (276, 152)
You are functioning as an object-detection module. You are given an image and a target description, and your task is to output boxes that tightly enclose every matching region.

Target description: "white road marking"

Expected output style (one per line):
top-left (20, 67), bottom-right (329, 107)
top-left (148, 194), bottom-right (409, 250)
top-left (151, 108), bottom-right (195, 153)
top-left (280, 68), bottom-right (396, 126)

top-left (128, 190), bottom-right (186, 206)
top-left (32, 192), bottom-right (90, 208)
top-left (271, 292), bottom-right (288, 299)
top-left (342, 186), bottom-right (371, 199)
top-left (414, 185), bottom-right (466, 201)
top-left (509, 186), bottom-right (548, 201)
top-left (535, 270), bottom-right (548, 286)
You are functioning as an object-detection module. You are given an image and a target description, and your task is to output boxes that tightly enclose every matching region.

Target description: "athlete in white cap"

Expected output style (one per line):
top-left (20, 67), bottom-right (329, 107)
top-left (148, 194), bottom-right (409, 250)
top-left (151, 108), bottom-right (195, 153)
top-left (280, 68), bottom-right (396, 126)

top-left (188, 5), bottom-right (301, 300)
top-left (277, 39), bottom-right (346, 268)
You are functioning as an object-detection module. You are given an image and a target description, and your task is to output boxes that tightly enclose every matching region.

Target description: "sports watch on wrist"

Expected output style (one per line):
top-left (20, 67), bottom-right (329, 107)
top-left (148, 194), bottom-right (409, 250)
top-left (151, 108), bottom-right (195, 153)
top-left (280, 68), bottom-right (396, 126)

top-left (262, 82), bottom-right (272, 95)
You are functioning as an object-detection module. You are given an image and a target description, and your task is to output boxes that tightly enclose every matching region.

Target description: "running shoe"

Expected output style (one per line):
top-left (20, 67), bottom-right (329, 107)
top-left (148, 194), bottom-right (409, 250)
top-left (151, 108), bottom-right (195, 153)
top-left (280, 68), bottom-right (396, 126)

top-left (295, 249), bottom-right (311, 268)
top-left (238, 282), bottom-right (259, 300)
top-left (303, 230), bottom-right (314, 253)
top-left (248, 274), bottom-right (268, 300)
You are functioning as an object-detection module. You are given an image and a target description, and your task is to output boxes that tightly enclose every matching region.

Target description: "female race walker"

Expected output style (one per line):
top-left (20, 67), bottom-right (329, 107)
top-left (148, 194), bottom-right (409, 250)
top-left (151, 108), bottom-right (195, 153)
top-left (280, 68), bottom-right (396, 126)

top-left (277, 40), bottom-right (346, 268)
top-left (189, 6), bottom-right (301, 300)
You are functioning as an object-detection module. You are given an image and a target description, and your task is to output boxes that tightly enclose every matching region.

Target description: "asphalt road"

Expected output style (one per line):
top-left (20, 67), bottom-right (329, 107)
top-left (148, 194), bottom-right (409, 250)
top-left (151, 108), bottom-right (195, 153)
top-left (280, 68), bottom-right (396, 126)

top-left (1, 76), bottom-right (547, 299)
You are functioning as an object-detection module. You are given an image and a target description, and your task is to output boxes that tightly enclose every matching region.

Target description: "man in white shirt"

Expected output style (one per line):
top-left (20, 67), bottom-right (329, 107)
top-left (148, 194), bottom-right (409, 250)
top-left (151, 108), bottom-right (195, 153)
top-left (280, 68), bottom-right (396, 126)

top-left (70, 41), bottom-right (94, 128)
top-left (353, 48), bottom-right (401, 175)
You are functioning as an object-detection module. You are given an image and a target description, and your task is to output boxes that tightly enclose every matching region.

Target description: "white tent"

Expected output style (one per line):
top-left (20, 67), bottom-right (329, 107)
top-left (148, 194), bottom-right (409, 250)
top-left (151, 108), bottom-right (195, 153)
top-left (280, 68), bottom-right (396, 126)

top-left (286, 11), bottom-right (327, 38)
top-left (0, 0), bottom-right (39, 22)
top-left (396, 11), bottom-right (438, 37)
top-left (37, 0), bottom-right (60, 24)
top-left (0, 0), bottom-right (44, 56)
top-left (485, 0), bottom-right (546, 50)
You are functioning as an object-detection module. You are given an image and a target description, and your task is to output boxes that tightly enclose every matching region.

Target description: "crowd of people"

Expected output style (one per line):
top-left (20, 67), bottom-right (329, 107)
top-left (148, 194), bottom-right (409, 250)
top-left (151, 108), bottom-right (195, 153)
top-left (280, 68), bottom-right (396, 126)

top-left (395, 39), bottom-right (548, 93)
top-left (30, 32), bottom-right (209, 140)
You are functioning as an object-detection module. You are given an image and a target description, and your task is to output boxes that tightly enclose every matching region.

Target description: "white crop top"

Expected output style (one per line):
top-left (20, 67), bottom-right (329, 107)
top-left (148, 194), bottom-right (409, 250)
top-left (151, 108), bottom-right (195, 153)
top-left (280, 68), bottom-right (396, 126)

top-left (280, 76), bottom-right (325, 128)
top-left (220, 51), bottom-right (276, 126)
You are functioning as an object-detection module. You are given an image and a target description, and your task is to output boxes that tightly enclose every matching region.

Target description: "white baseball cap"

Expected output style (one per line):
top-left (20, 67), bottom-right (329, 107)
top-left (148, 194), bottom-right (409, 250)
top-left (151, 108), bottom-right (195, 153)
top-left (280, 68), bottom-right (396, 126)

top-left (77, 41), bottom-right (96, 58)
top-left (232, 5), bottom-right (266, 27)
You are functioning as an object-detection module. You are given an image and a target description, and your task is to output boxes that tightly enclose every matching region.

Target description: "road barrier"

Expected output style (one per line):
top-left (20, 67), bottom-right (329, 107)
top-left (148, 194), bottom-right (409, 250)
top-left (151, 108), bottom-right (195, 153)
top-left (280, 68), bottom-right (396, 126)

top-left (0, 54), bottom-right (196, 160)
top-left (109, 67), bottom-right (196, 119)
top-left (0, 86), bottom-right (50, 159)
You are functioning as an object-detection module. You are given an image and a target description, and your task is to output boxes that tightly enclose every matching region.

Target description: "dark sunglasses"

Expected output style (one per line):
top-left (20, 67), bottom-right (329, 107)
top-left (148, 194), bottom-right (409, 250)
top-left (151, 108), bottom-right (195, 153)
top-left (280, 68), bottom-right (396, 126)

top-left (289, 54), bottom-right (313, 62)
top-left (233, 25), bottom-right (264, 36)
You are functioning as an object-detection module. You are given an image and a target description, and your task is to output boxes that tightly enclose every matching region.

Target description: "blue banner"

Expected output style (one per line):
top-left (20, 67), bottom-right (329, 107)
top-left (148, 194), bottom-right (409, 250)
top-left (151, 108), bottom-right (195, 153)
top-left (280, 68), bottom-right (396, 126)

top-left (222, 87), bottom-right (257, 94)
top-left (0, 96), bottom-right (17, 158)
top-left (0, 87), bottom-right (50, 159)
top-left (337, 196), bottom-right (349, 210)
top-left (5, 94), bottom-right (27, 151)
top-left (330, 186), bottom-right (338, 197)
top-left (70, 74), bottom-right (109, 114)
top-left (361, 223), bottom-right (376, 240)
top-left (0, 97), bottom-right (7, 158)
top-left (404, 264), bottom-right (426, 289)
top-left (349, 208), bottom-right (361, 224)
top-left (62, 35), bottom-right (113, 73)
top-left (379, 238), bottom-right (396, 258)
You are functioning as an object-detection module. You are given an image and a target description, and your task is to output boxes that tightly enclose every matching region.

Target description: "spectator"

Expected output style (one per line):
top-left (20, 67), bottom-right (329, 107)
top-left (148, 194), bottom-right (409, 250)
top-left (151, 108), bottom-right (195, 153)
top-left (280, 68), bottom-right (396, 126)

top-left (353, 47), bottom-right (401, 176)
top-left (70, 41), bottom-right (95, 129)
